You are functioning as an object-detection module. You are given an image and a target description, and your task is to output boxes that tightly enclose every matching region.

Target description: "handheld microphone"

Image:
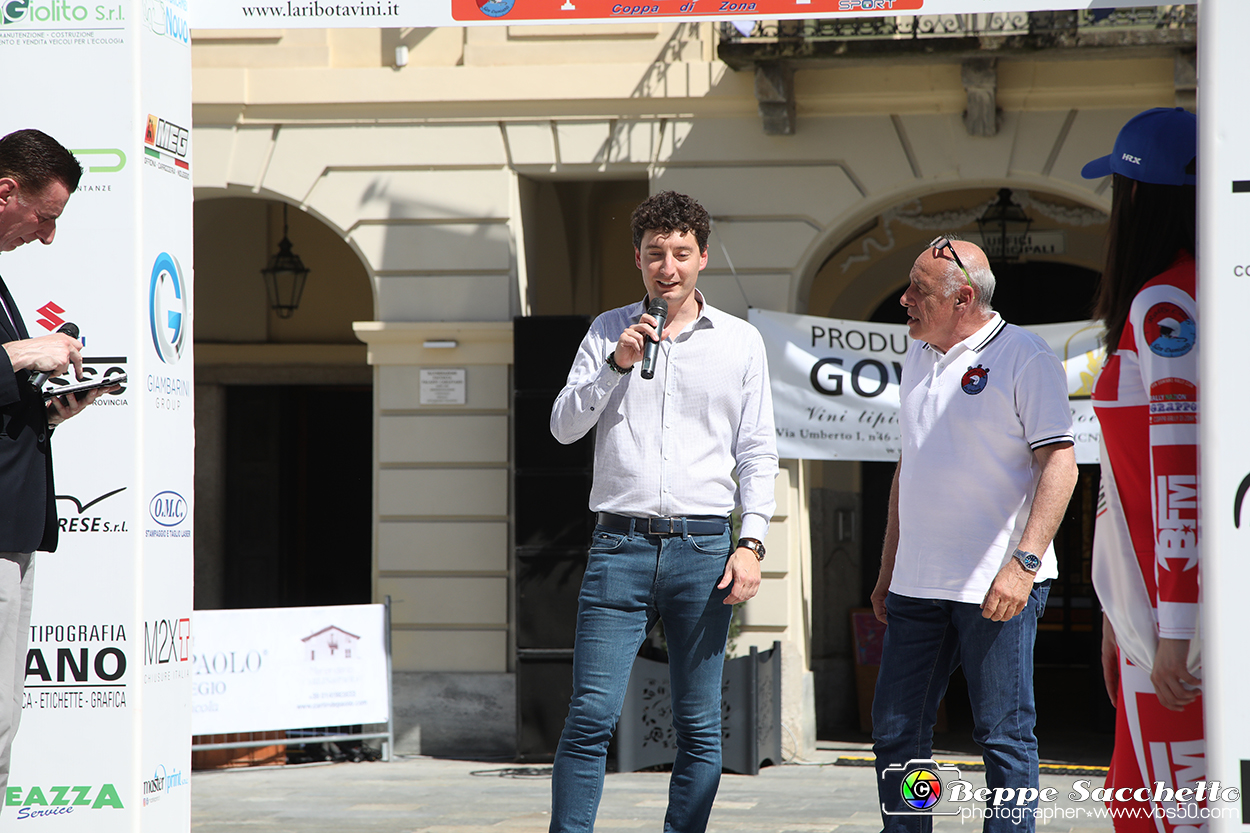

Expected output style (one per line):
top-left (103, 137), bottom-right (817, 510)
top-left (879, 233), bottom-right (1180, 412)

top-left (640, 297), bottom-right (667, 380)
top-left (31, 322), bottom-right (80, 390)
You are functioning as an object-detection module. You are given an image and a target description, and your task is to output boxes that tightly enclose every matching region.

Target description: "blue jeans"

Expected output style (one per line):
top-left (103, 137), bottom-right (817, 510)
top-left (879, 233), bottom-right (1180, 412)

top-left (550, 523), bottom-right (733, 833)
top-left (872, 584), bottom-right (1050, 833)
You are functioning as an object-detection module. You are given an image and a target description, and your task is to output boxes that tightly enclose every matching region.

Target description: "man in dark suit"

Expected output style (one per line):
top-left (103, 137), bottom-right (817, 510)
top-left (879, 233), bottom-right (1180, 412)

top-left (0, 129), bottom-right (108, 800)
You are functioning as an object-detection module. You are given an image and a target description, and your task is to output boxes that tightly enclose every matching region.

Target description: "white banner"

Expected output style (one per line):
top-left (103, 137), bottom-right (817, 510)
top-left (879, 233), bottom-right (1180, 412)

top-left (187, 0), bottom-right (1194, 30)
top-left (750, 309), bottom-right (1104, 464)
top-left (192, 605), bottom-right (390, 737)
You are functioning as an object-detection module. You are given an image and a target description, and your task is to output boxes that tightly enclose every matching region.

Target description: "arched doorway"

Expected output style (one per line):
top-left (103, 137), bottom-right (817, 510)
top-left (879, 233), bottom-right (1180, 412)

top-left (192, 196), bottom-right (376, 610)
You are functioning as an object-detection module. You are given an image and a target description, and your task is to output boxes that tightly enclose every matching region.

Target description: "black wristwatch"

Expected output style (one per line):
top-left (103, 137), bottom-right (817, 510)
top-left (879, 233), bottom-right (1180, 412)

top-left (737, 538), bottom-right (765, 561)
top-left (605, 352), bottom-right (632, 375)
top-left (1011, 548), bottom-right (1041, 573)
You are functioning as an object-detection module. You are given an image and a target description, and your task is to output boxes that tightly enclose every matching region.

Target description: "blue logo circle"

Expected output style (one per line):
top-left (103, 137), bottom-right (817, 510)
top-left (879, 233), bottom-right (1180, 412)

top-left (476, 0), bottom-right (515, 16)
top-left (1143, 301), bottom-right (1196, 358)
top-left (149, 252), bottom-right (186, 364)
top-left (149, 491), bottom-right (188, 527)
top-left (961, 364), bottom-right (989, 395)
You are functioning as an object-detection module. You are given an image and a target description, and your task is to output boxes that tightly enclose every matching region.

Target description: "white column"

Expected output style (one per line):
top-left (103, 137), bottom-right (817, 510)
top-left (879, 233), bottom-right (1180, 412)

top-left (1199, 0), bottom-right (1250, 829)
top-left (1, 1), bottom-right (193, 829)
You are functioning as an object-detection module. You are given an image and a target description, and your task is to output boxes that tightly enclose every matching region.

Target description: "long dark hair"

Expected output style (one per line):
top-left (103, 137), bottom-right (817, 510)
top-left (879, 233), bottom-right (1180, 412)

top-left (1093, 173), bottom-right (1196, 351)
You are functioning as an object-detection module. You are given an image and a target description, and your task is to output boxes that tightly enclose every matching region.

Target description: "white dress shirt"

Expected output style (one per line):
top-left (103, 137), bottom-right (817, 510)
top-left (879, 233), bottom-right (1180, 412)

top-left (550, 294), bottom-right (779, 542)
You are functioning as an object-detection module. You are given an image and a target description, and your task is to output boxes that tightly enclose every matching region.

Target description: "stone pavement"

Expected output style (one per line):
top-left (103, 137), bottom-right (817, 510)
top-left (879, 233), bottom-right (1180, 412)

top-left (191, 742), bottom-right (1119, 832)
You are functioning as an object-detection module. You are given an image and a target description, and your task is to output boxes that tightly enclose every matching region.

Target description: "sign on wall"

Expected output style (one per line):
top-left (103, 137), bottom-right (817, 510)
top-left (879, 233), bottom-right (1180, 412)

top-left (750, 309), bottom-right (1104, 463)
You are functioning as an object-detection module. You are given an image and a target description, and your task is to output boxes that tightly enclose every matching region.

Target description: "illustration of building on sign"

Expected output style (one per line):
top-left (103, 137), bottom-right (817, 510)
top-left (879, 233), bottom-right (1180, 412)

top-left (302, 626), bottom-right (361, 661)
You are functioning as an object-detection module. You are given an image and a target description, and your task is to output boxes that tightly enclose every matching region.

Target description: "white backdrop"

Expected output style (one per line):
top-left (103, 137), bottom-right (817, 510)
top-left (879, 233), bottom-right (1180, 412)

top-left (0, 0), bottom-right (194, 829)
top-left (1197, 3), bottom-right (1250, 830)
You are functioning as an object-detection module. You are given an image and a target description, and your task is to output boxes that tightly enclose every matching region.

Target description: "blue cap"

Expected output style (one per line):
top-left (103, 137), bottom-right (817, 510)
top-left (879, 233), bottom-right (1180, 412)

top-left (1081, 107), bottom-right (1197, 186)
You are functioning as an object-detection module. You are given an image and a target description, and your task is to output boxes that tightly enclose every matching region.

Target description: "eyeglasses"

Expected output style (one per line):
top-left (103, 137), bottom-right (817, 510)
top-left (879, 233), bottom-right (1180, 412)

top-left (929, 236), bottom-right (973, 288)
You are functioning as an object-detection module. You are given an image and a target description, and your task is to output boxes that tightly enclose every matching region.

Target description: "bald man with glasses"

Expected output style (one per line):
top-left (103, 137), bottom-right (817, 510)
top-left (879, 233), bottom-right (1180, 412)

top-left (869, 237), bottom-right (1078, 833)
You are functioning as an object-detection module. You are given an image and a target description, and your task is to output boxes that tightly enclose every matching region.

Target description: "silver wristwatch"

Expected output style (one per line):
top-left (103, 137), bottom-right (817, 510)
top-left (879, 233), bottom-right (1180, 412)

top-left (1011, 548), bottom-right (1041, 573)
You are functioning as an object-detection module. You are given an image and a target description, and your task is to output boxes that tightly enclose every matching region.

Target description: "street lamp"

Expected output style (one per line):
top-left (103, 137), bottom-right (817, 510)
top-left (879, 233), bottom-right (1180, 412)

top-left (976, 188), bottom-right (1033, 262)
top-left (260, 203), bottom-right (311, 318)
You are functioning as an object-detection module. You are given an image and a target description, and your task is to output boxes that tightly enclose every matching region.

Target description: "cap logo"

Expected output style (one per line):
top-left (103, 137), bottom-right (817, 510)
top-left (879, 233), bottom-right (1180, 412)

top-left (1121, 153), bottom-right (1142, 165)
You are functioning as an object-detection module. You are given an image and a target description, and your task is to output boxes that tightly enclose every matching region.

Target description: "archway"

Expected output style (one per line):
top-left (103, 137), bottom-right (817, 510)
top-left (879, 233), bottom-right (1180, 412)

top-left (192, 196), bottom-right (376, 611)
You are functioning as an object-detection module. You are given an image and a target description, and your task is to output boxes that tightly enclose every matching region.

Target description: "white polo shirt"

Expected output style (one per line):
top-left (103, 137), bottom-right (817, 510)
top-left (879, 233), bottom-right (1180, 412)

top-left (891, 314), bottom-right (1073, 604)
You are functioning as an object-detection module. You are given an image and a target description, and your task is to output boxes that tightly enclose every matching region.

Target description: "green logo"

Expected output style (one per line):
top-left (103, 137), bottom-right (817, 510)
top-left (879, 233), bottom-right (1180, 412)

top-left (6, 784), bottom-right (124, 813)
top-left (2, 0), bottom-right (30, 24)
top-left (72, 148), bottom-right (127, 173)
top-left (2, 0), bottom-right (98, 26)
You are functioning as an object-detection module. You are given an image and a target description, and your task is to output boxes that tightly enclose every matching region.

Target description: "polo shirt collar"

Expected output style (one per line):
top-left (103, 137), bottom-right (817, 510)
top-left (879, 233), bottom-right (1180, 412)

top-left (922, 313), bottom-right (1005, 357)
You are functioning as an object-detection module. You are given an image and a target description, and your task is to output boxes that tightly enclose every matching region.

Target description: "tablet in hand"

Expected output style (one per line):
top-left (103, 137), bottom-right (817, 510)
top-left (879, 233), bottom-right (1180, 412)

top-left (42, 372), bottom-right (127, 401)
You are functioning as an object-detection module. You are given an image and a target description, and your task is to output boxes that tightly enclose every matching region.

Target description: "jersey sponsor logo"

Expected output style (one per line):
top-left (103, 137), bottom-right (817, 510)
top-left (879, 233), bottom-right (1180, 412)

top-left (1155, 471), bottom-right (1198, 572)
top-left (1149, 378), bottom-right (1198, 425)
top-left (1143, 302), bottom-right (1195, 358)
top-left (960, 364), bottom-right (988, 395)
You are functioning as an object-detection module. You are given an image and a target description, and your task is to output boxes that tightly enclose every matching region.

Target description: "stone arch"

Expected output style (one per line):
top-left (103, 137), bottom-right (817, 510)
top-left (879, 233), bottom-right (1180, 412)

top-left (193, 188), bottom-right (375, 342)
top-left (192, 122), bottom-right (521, 324)
top-left (797, 180), bottom-right (1110, 322)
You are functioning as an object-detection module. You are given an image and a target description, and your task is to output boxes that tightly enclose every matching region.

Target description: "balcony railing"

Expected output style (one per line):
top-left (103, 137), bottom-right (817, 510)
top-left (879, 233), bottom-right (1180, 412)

top-left (717, 6), bottom-right (1196, 67)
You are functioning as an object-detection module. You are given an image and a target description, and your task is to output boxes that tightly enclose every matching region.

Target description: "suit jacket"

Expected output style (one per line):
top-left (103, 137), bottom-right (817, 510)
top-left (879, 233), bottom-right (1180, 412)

top-left (0, 275), bottom-right (57, 553)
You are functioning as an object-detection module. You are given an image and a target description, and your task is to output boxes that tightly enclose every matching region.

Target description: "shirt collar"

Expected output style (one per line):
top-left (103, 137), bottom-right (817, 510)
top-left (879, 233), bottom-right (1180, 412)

top-left (965, 313), bottom-right (1006, 353)
top-left (921, 312), bottom-right (1005, 357)
top-left (633, 290), bottom-right (718, 332)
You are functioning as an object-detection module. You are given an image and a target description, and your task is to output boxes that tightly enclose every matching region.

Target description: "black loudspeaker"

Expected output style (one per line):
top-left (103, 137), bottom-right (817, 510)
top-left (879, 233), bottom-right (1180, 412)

top-left (513, 315), bottom-right (593, 761)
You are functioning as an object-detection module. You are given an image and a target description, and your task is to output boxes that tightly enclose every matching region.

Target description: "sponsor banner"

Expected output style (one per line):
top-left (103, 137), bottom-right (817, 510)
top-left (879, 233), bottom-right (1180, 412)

top-left (2, 5), bottom-right (142, 828)
top-left (138, 6), bottom-right (195, 832)
top-left (192, 605), bottom-right (390, 736)
top-left (749, 309), bottom-right (1103, 464)
top-left (188, 0), bottom-right (1194, 29)
top-left (2, 0), bottom-right (194, 828)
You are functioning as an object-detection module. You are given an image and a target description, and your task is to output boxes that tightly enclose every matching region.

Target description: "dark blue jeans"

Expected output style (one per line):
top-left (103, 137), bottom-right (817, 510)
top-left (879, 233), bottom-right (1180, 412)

top-left (872, 584), bottom-right (1050, 833)
top-left (550, 523), bottom-right (733, 833)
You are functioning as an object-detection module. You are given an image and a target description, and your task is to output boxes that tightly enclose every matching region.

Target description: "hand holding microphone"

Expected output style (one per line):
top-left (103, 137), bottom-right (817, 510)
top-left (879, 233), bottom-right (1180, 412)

top-left (640, 297), bottom-right (667, 380)
top-left (19, 322), bottom-right (82, 390)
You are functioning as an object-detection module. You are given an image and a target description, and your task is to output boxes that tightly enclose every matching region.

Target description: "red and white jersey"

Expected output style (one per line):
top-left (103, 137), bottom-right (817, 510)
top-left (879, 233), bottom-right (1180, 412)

top-left (1091, 254), bottom-right (1199, 674)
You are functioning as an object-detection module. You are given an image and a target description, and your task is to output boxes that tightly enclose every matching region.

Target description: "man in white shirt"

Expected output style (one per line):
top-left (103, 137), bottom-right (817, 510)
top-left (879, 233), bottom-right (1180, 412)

top-left (870, 238), bottom-right (1078, 833)
top-left (549, 190), bottom-right (778, 833)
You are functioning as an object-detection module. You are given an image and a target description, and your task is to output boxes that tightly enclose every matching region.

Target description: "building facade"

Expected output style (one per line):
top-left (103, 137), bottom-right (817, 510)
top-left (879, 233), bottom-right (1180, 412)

top-left (189, 9), bottom-right (1195, 757)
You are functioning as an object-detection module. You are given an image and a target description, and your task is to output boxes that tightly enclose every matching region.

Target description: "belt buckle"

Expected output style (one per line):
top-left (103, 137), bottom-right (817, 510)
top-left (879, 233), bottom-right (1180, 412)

top-left (648, 517), bottom-right (678, 536)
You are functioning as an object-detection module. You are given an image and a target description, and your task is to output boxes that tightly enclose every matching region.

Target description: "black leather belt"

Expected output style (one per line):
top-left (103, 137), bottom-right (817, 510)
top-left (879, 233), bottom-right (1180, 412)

top-left (596, 512), bottom-right (728, 537)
